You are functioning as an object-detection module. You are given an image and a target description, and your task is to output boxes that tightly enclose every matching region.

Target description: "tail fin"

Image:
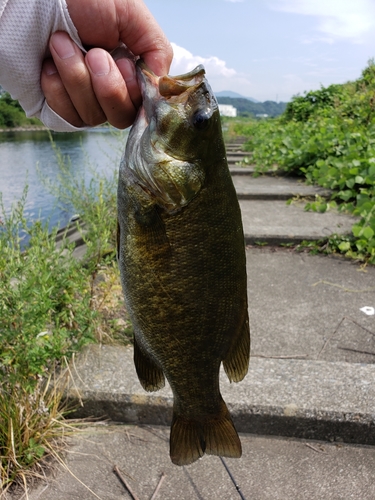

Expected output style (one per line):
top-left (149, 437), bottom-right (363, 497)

top-left (170, 401), bottom-right (241, 466)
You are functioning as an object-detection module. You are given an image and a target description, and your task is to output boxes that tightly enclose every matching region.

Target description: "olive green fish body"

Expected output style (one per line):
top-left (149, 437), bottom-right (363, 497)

top-left (117, 62), bottom-right (250, 465)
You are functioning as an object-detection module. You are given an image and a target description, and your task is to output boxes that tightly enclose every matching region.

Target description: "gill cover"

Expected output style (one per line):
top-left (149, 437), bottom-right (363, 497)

top-left (125, 61), bottom-right (219, 213)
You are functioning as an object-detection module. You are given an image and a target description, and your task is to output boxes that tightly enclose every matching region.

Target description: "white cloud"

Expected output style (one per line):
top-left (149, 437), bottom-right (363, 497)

top-left (270, 0), bottom-right (375, 41)
top-left (170, 43), bottom-right (237, 78)
top-left (169, 43), bottom-right (255, 97)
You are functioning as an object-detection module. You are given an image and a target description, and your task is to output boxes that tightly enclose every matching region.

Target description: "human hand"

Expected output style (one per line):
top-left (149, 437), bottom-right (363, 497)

top-left (40, 0), bottom-right (173, 129)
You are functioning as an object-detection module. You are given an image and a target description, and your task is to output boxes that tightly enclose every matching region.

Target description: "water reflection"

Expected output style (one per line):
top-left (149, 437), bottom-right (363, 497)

top-left (0, 128), bottom-right (128, 229)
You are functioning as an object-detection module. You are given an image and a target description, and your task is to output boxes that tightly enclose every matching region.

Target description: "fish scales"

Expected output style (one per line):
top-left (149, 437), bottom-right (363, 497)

top-left (117, 61), bottom-right (250, 466)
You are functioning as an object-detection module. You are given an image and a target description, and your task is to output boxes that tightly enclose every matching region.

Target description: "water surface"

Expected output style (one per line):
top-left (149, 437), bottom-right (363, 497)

top-left (0, 128), bottom-right (128, 229)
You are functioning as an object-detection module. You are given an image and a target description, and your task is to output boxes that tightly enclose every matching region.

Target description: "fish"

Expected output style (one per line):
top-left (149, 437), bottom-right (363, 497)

top-left (117, 60), bottom-right (250, 466)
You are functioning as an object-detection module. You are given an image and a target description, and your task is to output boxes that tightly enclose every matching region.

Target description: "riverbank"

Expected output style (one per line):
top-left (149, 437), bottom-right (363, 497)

top-left (0, 125), bottom-right (47, 133)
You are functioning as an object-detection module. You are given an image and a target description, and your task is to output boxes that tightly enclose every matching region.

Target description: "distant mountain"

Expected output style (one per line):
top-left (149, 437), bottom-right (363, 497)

top-left (215, 91), bottom-right (259, 103)
top-left (216, 96), bottom-right (287, 118)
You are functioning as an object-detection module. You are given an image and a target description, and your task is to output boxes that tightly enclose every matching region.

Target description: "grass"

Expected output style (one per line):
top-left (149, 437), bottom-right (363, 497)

top-left (0, 131), bottom-right (132, 495)
top-left (0, 372), bottom-right (71, 494)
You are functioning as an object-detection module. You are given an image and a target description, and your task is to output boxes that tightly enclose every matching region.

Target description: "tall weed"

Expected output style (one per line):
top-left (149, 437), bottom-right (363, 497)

top-left (40, 131), bottom-right (122, 263)
top-left (0, 189), bottom-right (97, 386)
top-left (0, 129), bottom-right (131, 491)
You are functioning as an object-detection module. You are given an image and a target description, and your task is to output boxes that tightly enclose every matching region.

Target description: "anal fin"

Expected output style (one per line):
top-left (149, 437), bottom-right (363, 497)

top-left (133, 336), bottom-right (165, 392)
top-left (223, 312), bottom-right (250, 383)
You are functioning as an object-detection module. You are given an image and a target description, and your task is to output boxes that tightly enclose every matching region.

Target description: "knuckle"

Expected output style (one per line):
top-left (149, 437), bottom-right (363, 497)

top-left (70, 67), bottom-right (91, 88)
top-left (153, 36), bottom-right (174, 66)
top-left (84, 111), bottom-right (106, 127)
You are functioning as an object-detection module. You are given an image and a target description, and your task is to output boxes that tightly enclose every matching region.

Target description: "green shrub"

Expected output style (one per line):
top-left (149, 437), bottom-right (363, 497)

top-left (236, 60), bottom-right (375, 263)
top-left (0, 93), bottom-right (41, 127)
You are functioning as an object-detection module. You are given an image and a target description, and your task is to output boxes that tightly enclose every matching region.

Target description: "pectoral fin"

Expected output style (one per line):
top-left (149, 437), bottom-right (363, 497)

top-left (223, 313), bottom-right (250, 383)
top-left (133, 336), bottom-right (165, 392)
top-left (153, 159), bottom-right (205, 210)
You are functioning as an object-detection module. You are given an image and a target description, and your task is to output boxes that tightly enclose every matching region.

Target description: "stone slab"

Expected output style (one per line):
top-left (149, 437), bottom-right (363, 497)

top-left (245, 247), bottom-right (375, 364)
top-left (227, 151), bottom-right (250, 157)
top-left (230, 166), bottom-right (256, 174)
top-left (226, 145), bottom-right (244, 152)
top-left (239, 199), bottom-right (357, 243)
top-left (232, 174), bottom-right (331, 200)
top-left (227, 158), bottom-right (251, 167)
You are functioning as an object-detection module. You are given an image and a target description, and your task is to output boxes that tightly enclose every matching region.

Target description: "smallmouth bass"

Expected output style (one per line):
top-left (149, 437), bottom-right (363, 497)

top-left (117, 61), bottom-right (250, 466)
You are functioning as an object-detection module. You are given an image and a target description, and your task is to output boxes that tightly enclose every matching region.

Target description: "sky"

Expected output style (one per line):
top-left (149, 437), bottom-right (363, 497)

top-left (144, 0), bottom-right (375, 102)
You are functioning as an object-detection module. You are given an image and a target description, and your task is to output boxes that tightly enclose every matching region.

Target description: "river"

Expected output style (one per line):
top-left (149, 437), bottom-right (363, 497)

top-left (0, 128), bottom-right (128, 230)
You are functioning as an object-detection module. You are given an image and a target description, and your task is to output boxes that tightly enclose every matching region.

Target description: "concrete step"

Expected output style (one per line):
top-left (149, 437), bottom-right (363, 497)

top-left (64, 246), bottom-right (375, 448)
top-left (58, 193), bottom-right (356, 254)
top-left (55, 226), bottom-right (86, 249)
top-left (225, 136), bottom-right (247, 145)
top-left (230, 166), bottom-right (256, 175)
top-left (226, 145), bottom-right (244, 152)
top-left (56, 148), bottom-right (355, 252)
top-left (64, 244), bottom-right (375, 447)
top-left (239, 199), bottom-right (356, 244)
top-left (233, 175), bottom-right (330, 200)
top-left (55, 218), bottom-right (87, 258)
top-left (67, 344), bottom-right (375, 447)
top-left (227, 151), bottom-right (250, 158)
top-left (227, 155), bottom-right (252, 166)
top-left (226, 146), bottom-right (252, 167)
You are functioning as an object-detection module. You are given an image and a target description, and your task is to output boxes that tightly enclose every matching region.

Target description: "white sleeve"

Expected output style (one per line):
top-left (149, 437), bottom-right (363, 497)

top-left (0, 0), bottom-right (89, 132)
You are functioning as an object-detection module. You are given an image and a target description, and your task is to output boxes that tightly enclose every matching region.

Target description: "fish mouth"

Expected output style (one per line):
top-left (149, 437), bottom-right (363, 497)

top-left (136, 60), bottom-right (207, 109)
top-left (135, 59), bottom-right (215, 160)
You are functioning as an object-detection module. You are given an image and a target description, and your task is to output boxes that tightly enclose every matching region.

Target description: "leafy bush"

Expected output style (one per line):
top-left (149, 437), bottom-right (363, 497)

top-left (234, 60), bottom-right (375, 263)
top-left (0, 93), bottom-right (41, 128)
top-left (283, 84), bottom-right (346, 122)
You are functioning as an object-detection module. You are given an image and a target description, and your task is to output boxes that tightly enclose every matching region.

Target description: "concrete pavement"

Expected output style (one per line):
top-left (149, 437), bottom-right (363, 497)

top-left (26, 425), bottom-right (375, 500)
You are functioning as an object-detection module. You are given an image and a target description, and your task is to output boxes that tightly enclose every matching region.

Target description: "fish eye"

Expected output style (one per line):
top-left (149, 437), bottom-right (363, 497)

top-left (192, 110), bottom-right (211, 130)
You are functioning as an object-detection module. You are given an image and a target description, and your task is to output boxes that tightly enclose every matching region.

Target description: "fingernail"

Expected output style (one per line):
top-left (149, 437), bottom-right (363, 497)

top-left (51, 32), bottom-right (75, 59)
top-left (116, 57), bottom-right (136, 82)
top-left (87, 51), bottom-right (111, 76)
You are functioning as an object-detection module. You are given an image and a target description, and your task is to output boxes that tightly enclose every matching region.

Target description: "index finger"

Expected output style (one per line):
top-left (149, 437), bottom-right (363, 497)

top-left (65, 0), bottom-right (173, 76)
top-left (116, 1), bottom-right (173, 76)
